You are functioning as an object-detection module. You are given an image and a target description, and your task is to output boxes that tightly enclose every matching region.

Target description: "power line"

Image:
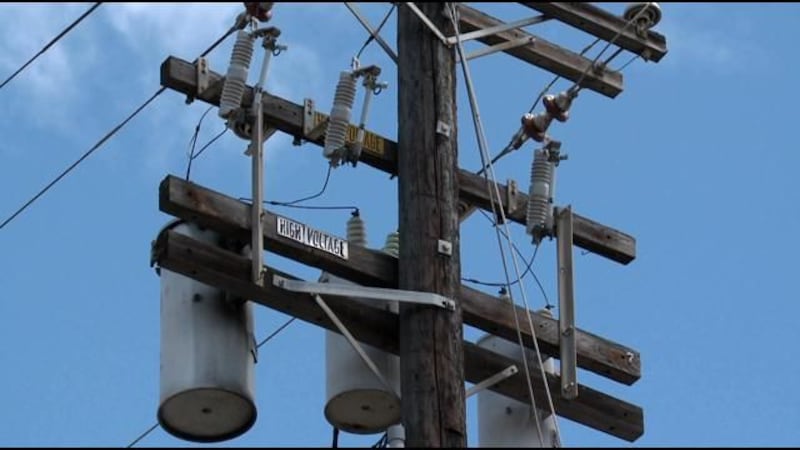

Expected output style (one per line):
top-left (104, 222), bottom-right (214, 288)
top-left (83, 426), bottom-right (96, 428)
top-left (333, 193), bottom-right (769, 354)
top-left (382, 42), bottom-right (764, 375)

top-left (0, 22), bottom-right (243, 232)
top-left (186, 123), bottom-right (229, 181)
top-left (618, 53), bottom-right (640, 72)
top-left (257, 317), bottom-right (296, 348)
top-left (461, 223), bottom-right (552, 310)
top-left (126, 423), bottom-right (158, 448)
top-left (570, 2), bottom-right (655, 93)
top-left (474, 209), bottom-right (552, 310)
top-left (0, 87), bottom-right (165, 231)
top-left (0, 2), bottom-right (102, 92)
top-left (184, 106), bottom-right (214, 179)
top-left (353, 4), bottom-right (396, 61)
top-left (371, 431), bottom-right (388, 448)
top-left (266, 164), bottom-right (333, 207)
top-left (476, 38), bottom-right (601, 176)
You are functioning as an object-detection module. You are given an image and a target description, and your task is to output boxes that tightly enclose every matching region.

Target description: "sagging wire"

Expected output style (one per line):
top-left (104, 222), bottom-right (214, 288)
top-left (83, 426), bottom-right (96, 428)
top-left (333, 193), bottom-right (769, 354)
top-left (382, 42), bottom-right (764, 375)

top-left (462, 213), bottom-right (553, 311)
top-left (266, 165), bottom-right (332, 206)
top-left (185, 106), bottom-right (229, 181)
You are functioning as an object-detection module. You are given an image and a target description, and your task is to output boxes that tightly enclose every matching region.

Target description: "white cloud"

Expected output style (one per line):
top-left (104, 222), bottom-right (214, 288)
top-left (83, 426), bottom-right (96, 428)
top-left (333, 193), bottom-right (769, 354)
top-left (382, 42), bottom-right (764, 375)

top-left (105, 3), bottom-right (242, 60)
top-left (0, 3), bottom-right (99, 126)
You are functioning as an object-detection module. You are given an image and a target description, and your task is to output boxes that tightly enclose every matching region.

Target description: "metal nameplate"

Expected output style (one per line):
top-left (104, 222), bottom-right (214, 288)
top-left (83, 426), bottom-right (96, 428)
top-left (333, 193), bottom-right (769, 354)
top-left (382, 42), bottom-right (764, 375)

top-left (276, 216), bottom-right (349, 260)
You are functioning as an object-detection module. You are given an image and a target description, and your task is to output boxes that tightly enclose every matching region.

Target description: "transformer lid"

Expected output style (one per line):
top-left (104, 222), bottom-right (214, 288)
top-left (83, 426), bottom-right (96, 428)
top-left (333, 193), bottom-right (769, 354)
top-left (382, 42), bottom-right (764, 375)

top-left (325, 389), bottom-right (400, 435)
top-left (158, 388), bottom-right (256, 443)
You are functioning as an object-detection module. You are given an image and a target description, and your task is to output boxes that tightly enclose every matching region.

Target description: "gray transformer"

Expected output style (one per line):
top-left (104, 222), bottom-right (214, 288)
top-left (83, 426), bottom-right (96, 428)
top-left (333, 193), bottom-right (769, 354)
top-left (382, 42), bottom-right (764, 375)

top-left (157, 220), bottom-right (257, 443)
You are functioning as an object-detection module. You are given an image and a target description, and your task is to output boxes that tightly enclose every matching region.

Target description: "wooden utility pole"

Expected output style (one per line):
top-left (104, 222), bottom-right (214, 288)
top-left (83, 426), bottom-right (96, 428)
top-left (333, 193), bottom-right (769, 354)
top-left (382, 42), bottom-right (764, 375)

top-left (397, 3), bottom-right (465, 447)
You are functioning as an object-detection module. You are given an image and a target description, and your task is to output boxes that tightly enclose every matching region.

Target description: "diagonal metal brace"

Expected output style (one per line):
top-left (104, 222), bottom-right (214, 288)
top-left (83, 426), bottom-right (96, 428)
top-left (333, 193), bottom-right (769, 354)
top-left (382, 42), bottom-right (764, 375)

top-left (465, 364), bottom-right (519, 398)
top-left (273, 275), bottom-right (456, 311)
top-left (404, 2), bottom-right (450, 46)
top-left (313, 293), bottom-right (400, 398)
top-left (446, 14), bottom-right (548, 45)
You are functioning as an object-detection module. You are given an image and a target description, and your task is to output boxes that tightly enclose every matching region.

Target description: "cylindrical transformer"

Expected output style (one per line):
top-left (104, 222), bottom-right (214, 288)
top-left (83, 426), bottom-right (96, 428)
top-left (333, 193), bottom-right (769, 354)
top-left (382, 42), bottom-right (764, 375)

top-left (323, 228), bottom-right (401, 434)
top-left (158, 220), bottom-right (257, 443)
top-left (322, 273), bottom-right (400, 434)
top-left (477, 323), bottom-right (557, 448)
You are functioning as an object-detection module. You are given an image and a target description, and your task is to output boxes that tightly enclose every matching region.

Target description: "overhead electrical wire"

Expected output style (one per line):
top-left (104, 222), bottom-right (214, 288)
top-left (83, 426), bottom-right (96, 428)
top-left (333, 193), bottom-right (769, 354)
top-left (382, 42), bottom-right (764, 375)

top-left (0, 2), bottom-right (102, 92)
top-left (476, 37), bottom-right (600, 176)
top-left (352, 4), bottom-right (396, 61)
top-left (125, 423), bottom-right (159, 448)
top-left (481, 3), bottom-right (656, 175)
top-left (0, 18), bottom-right (245, 232)
top-left (462, 212), bottom-right (553, 310)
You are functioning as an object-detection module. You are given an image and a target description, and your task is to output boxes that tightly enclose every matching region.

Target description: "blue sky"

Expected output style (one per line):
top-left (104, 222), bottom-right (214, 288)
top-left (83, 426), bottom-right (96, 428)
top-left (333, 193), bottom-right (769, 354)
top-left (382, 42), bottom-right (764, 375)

top-left (1, 2), bottom-right (799, 447)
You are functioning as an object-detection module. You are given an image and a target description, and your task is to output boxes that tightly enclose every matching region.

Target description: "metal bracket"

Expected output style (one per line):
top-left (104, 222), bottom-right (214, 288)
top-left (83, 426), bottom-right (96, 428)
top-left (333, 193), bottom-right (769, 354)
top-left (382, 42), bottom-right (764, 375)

top-left (303, 98), bottom-right (328, 142)
top-left (313, 293), bottom-right (400, 398)
top-left (436, 120), bottom-right (451, 138)
top-left (555, 205), bottom-right (577, 400)
top-left (437, 239), bottom-right (453, 256)
top-left (302, 98), bottom-right (316, 138)
top-left (272, 275), bottom-right (456, 311)
top-left (446, 14), bottom-right (548, 45)
top-left (244, 128), bottom-right (277, 156)
top-left (465, 364), bottom-right (518, 398)
top-left (405, 2), bottom-right (450, 46)
top-left (457, 37), bottom-right (535, 62)
top-left (197, 56), bottom-right (210, 95)
top-left (506, 179), bottom-right (519, 215)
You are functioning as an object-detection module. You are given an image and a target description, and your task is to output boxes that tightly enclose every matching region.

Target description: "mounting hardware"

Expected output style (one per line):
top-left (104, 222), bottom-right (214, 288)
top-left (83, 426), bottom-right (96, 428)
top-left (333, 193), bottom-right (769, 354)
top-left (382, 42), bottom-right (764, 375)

top-left (196, 57), bottom-right (210, 96)
top-left (437, 239), bottom-right (453, 256)
top-left (272, 275), bottom-right (456, 311)
top-left (506, 179), bottom-right (519, 215)
top-left (436, 120), bottom-right (451, 138)
top-left (465, 364), bottom-right (518, 398)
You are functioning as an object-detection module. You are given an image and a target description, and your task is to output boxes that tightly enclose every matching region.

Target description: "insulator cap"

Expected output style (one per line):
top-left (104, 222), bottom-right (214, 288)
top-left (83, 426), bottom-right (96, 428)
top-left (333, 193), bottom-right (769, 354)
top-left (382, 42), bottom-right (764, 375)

top-left (244, 2), bottom-right (273, 22)
top-left (521, 112), bottom-right (552, 142)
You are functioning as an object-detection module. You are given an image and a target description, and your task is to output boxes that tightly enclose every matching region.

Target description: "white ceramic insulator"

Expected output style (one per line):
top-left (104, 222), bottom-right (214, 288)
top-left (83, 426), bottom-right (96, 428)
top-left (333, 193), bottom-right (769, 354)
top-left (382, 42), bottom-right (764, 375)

top-left (526, 149), bottom-right (554, 243)
top-left (219, 31), bottom-right (255, 119)
top-left (324, 71), bottom-right (357, 160)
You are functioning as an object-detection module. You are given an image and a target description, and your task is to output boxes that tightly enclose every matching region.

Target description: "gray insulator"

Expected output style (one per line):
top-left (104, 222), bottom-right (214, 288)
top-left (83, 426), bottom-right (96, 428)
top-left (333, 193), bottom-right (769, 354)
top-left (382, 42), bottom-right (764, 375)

top-left (324, 72), bottom-right (357, 162)
top-left (382, 231), bottom-right (400, 258)
top-left (219, 31), bottom-right (255, 119)
top-left (346, 213), bottom-right (367, 248)
top-left (526, 149), bottom-right (554, 243)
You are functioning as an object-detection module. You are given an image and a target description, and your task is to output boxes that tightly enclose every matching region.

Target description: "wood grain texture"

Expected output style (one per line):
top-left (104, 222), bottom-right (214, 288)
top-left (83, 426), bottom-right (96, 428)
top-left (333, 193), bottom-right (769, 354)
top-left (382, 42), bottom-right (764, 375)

top-left (397, 3), bottom-right (465, 446)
